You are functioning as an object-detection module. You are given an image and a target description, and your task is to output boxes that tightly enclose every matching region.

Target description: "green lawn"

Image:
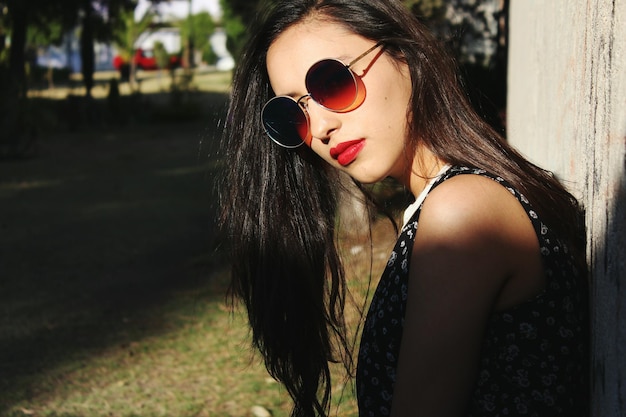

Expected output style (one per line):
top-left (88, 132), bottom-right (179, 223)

top-left (0, 71), bottom-right (396, 417)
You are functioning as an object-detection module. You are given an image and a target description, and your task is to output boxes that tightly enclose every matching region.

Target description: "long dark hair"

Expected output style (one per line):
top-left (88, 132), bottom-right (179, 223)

top-left (217, 1), bottom-right (584, 416)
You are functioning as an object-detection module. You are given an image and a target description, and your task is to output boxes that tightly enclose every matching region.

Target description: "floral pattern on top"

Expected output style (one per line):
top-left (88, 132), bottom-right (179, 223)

top-left (356, 166), bottom-right (589, 417)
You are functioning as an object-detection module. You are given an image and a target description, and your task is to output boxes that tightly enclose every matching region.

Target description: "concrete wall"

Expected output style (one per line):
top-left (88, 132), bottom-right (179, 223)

top-left (507, 1), bottom-right (626, 415)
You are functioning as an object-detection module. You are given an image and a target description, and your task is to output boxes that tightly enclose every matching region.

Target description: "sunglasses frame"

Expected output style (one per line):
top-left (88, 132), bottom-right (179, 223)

top-left (262, 42), bottom-right (383, 148)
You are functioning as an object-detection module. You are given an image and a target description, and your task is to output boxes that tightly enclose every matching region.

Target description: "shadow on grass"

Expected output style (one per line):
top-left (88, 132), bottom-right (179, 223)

top-left (0, 91), bottom-right (232, 413)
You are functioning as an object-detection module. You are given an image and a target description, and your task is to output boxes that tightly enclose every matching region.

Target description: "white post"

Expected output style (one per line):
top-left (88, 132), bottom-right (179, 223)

top-left (507, 1), bottom-right (626, 415)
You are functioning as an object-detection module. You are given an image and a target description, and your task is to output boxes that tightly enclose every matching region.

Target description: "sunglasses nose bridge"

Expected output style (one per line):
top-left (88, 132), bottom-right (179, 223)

top-left (296, 94), bottom-right (312, 108)
top-left (306, 101), bottom-right (342, 144)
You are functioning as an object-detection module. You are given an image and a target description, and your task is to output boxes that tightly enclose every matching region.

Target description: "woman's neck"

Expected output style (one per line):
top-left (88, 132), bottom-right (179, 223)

top-left (404, 148), bottom-right (447, 198)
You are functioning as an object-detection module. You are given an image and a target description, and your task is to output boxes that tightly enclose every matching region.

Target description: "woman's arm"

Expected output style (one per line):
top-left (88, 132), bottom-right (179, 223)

top-left (390, 174), bottom-right (543, 417)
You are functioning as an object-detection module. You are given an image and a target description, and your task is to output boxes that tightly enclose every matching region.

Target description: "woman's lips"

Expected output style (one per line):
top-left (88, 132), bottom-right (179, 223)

top-left (330, 139), bottom-right (365, 166)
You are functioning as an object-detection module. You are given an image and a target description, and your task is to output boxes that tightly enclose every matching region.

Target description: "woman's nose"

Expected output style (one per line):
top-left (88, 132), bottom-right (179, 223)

top-left (307, 103), bottom-right (341, 144)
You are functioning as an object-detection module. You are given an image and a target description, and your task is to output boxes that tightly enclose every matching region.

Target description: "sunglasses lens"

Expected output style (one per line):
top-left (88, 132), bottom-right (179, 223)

top-left (306, 60), bottom-right (357, 111)
top-left (261, 96), bottom-right (308, 148)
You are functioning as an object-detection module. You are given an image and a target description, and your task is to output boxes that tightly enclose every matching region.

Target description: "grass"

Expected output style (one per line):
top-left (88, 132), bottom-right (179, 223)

top-left (0, 69), bottom-right (398, 417)
top-left (28, 68), bottom-right (234, 99)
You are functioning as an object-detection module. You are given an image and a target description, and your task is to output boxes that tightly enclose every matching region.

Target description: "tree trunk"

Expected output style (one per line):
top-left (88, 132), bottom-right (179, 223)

top-left (80, 1), bottom-right (95, 97)
top-left (1, 0), bottom-right (27, 147)
top-left (7, 0), bottom-right (27, 97)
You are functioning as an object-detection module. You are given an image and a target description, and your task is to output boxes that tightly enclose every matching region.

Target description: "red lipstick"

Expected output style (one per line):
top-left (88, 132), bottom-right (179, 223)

top-left (330, 139), bottom-right (366, 166)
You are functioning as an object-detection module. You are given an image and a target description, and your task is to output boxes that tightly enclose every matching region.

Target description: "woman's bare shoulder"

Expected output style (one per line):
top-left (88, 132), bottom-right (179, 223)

top-left (414, 172), bottom-right (543, 310)
top-left (418, 173), bottom-right (531, 246)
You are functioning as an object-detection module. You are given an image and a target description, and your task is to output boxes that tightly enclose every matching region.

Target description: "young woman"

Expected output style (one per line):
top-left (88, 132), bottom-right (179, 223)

top-left (217, 1), bottom-right (589, 416)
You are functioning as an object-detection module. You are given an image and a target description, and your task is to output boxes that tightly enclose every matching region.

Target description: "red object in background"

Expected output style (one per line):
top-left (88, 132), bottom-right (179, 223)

top-left (112, 55), bottom-right (125, 70)
top-left (112, 48), bottom-right (181, 71)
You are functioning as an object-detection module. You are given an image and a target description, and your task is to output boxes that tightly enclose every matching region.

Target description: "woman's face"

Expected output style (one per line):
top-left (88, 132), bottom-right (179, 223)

top-left (266, 18), bottom-right (414, 184)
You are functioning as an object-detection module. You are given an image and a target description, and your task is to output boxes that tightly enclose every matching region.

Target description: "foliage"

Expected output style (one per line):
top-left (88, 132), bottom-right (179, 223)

top-left (399, 0), bottom-right (508, 133)
top-left (111, 4), bottom-right (154, 61)
top-left (221, 0), bottom-right (264, 27)
top-left (0, 47), bottom-right (7, 66)
top-left (153, 40), bottom-right (169, 69)
top-left (218, 0), bottom-right (247, 61)
top-left (26, 16), bottom-right (65, 47)
top-left (402, 0), bottom-right (446, 21)
top-left (0, 0), bottom-right (138, 136)
top-left (0, 1), bottom-right (8, 31)
top-left (201, 41), bottom-right (218, 65)
top-left (178, 11), bottom-right (215, 56)
top-left (111, 4), bottom-right (156, 89)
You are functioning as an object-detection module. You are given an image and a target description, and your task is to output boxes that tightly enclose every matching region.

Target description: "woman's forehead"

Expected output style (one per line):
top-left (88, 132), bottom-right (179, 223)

top-left (266, 21), bottom-right (370, 96)
top-left (268, 20), bottom-right (369, 61)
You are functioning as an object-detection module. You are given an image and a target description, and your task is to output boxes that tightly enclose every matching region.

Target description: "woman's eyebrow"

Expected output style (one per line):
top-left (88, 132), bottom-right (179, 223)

top-left (280, 91), bottom-right (303, 99)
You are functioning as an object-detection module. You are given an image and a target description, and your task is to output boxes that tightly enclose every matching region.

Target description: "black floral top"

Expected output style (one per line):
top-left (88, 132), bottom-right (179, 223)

top-left (356, 166), bottom-right (589, 417)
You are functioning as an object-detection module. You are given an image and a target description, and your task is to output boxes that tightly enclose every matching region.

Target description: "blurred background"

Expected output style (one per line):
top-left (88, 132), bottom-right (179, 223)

top-left (0, 1), bottom-right (509, 416)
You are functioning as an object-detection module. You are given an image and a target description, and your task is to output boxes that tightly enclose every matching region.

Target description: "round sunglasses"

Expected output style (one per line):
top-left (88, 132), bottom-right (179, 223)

top-left (261, 42), bottom-right (383, 148)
